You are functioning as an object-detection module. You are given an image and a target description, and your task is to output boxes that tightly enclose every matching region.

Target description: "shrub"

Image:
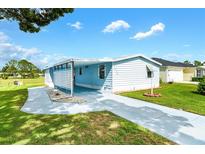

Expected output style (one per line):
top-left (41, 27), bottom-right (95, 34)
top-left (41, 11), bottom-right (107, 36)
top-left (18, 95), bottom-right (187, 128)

top-left (197, 82), bottom-right (205, 95)
top-left (2, 73), bottom-right (9, 79)
top-left (192, 77), bottom-right (205, 82)
top-left (160, 78), bottom-right (163, 84)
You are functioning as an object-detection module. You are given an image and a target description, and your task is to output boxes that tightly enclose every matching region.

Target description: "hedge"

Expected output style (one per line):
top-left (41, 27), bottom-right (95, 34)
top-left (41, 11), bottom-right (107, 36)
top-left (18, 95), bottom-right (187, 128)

top-left (197, 82), bottom-right (205, 95)
top-left (192, 77), bottom-right (205, 82)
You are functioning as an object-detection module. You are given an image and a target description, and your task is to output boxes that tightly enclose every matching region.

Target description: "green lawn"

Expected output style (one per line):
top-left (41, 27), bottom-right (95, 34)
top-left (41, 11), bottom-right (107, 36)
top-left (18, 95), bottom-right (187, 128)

top-left (121, 83), bottom-right (205, 116)
top-left (0, 77), bottom-right (45, 91)
top-left (0, 78), bottom-right (173, 144)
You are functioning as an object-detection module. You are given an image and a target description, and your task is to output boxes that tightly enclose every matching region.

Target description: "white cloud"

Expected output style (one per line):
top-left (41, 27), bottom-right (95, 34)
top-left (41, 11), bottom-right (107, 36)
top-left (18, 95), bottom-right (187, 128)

top-left (130, 22), bottom-right (165, 40)
top-left (102, 20), bottom-right (130, 33)
top-left (0, 32), bottom-right (9, 43)
top-left (67, 21), bottom-right (82, 30)
top-left (0, 32), bottom-right (69, 69)
top-left (0, 42), bottom-right (42, 66)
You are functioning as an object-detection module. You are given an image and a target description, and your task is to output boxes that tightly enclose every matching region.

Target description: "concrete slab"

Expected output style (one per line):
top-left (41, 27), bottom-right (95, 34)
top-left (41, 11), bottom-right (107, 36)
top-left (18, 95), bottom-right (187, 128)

top-left (168, 116), bottom-right (205, 145)
top-left (21, 86), bottom-right (205, 145)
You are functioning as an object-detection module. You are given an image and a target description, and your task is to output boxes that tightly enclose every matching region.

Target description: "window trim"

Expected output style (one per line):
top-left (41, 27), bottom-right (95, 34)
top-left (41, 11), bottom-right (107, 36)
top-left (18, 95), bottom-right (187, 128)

top-left (98, 64), bottom-right (106, 80)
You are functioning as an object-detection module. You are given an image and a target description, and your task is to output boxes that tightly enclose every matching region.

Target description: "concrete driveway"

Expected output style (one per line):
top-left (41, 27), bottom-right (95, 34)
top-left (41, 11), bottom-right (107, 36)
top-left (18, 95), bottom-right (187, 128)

top-left (21, 86), bottom-right (205, 145)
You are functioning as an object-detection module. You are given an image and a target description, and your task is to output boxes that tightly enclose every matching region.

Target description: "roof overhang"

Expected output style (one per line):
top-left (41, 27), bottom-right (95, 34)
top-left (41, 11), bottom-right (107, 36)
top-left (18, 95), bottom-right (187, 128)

top-left (44, 54), bottom-right (162, 70)
top-left (112, 54), bottom-right (162, 66)
top-left (73, 58), bottom-right (112, 67)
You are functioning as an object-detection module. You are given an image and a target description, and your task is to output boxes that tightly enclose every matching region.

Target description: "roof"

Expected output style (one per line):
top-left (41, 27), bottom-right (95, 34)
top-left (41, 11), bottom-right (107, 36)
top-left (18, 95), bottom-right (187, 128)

top-left (152, 58), bottom-right (195, 67)
top-left (45, 54), bottom-right (162, 69)
top-left (112, 54), bottom-right (162, 66)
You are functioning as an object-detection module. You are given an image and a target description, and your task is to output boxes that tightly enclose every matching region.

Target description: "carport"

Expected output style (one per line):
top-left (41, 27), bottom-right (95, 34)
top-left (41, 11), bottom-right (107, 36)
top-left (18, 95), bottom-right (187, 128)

top-left (45, 58), bottom-right (112, 97)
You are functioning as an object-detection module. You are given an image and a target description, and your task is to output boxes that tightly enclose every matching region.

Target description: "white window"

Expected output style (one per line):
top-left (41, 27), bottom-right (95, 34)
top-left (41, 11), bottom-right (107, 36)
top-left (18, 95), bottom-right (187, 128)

top-left (99, 64), bottom-right (105, 79)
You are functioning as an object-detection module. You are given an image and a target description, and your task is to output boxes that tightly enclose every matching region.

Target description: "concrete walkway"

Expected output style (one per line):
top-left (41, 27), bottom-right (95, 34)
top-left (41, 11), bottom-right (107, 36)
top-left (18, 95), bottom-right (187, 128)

top-left (21, 86), bottom-right (205, 145)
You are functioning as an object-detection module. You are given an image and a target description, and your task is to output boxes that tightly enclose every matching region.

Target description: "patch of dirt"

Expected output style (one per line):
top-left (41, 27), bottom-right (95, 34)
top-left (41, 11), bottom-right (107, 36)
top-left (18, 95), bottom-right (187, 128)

top-left (47, 88), bottom-right (86, 103)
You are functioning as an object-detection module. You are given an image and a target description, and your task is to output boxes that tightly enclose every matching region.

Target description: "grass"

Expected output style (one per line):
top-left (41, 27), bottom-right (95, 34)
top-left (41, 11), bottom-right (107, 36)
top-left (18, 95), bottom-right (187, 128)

top-left (0, 78), bottom-right (174, 144)
top-left (0, 77), bottom-right (44, 91)
top-left (121, 83), bottom-right (205, 116)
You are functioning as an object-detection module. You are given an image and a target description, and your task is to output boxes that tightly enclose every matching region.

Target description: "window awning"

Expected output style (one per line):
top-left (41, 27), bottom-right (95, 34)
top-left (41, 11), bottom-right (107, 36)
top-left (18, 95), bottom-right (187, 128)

top-left (146, 65), bottom-right (154, 72)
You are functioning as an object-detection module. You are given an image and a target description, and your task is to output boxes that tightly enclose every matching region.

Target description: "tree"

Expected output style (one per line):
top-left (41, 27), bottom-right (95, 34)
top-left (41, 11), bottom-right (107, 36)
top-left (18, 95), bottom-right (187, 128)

top-left (194, 60), bottom-right (202, 67)
top-left (17, 59), bottom-right (41, 78)
top-left (184, 60), bottom-right (191, 64)
top-left (5, 60), bottom-right (18, 76)
top-left (1, 59), bottom-right (41, 79)
top-left (1, 65), bottom-right (9, 72)
top-left (0, 8), bottom-right (74, 33)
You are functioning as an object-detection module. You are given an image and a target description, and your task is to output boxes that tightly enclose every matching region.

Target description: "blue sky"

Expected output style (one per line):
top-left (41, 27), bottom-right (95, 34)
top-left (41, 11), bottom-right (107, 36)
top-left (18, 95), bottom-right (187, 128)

top-left (0, 8), bottom-right (205, 68)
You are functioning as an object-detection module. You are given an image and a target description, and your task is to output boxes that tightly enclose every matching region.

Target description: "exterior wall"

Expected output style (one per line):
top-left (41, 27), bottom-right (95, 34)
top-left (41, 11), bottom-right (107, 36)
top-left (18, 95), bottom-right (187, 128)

top-left (112, 57), bottom-right (160, 92)
top-left (49, 63), bottom-right (73, 93)
top-left (75, 62), bottom-right (113, 91)
top-left (196, 68), bottom-right (205, 77)
top-left (159, 67), bottom-right (167, 82)
top-left (183, 68), bottom-right (196, 81)
top-left (45, 68), bottom-right (54, 88)
top-left (166, 67), bottom-right (183, 82)
top-left (161, 66), bottom-right (184, 82)
top-left (53, 69), bottom-right (72, 90)
top-left (159, 66), bottom-right (196, 82)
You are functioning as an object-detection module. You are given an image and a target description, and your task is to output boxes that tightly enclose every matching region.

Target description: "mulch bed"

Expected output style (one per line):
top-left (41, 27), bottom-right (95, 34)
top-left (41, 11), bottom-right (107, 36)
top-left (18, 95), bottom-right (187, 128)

top-left (47, 88), bottom-right (86, 103)
top-left (143, 93), bottom-right (161, 97)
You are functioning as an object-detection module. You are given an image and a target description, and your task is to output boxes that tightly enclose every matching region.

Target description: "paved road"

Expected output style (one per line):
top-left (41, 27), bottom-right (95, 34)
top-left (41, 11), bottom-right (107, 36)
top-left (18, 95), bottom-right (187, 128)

top-left (21, 86), bottom-right (205, 145)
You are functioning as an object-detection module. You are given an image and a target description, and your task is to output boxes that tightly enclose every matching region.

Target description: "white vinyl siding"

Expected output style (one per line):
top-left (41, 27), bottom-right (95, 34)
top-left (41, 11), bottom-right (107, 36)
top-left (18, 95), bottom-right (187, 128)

top-left (112, 57), bottom-right (160, 92)
top-left (45, 69), bottom-right (54, 88)
top-left (103, 64), bottom-right (112, 91)
top-left (53, 69), bottom-right (72, 89)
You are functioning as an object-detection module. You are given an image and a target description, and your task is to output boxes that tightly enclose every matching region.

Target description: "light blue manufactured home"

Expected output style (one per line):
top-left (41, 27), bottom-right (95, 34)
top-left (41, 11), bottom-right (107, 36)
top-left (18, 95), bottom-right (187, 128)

top-left (45, 54), bottom-right (161, 95)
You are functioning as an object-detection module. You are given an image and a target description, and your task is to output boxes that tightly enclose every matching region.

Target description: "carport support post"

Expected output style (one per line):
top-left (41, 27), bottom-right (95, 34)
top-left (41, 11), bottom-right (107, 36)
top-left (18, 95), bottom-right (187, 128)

top-left (71, 60), bottom-right (74, 97)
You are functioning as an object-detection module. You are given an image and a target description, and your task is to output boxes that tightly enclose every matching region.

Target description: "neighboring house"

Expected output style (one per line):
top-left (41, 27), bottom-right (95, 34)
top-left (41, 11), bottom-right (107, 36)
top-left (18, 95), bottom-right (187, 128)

top-left (196, 65), bottom-right (205, 77)
top-left (152, 58), bottom-right (196, 83)
top-left (45, 54), bottom-right (161, 95)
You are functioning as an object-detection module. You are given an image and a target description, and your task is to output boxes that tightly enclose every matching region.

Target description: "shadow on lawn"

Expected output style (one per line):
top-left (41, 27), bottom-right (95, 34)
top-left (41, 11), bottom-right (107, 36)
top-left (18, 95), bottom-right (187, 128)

top-left (191, 91), bottom-right (205, 96)
top-left (0, 89), bottom-right (79, 144)
top-left (0, 88), bottom-right (176, 145)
